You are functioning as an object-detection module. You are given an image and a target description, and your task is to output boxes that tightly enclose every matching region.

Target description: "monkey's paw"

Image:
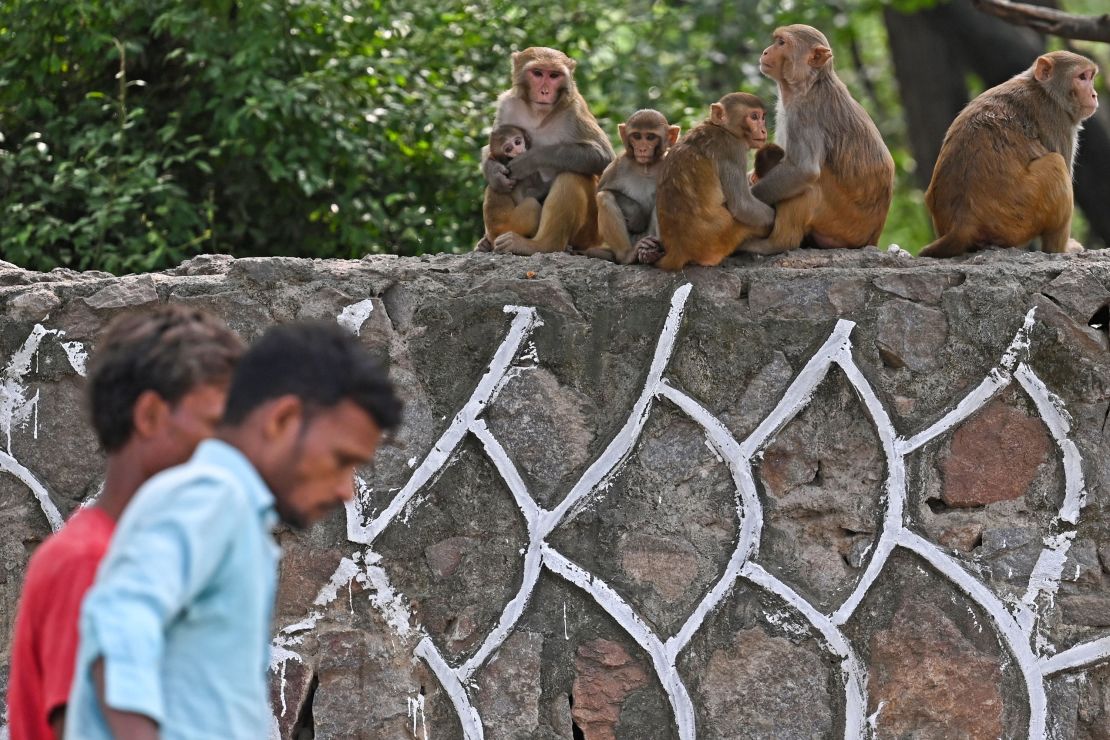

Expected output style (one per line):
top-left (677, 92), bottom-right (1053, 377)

top-left (635, 236), bottom-right (665, 265)
top-left (474, 235), bottom-right (494, 252)
top-left (1065, 238), bottom-right (1086, 254)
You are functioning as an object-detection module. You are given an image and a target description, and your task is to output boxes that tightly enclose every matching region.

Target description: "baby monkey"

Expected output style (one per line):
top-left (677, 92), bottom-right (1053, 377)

top-left (750, 143), bottom-right (785, 185)
top-left (477, 125), bottom-right (547, 251)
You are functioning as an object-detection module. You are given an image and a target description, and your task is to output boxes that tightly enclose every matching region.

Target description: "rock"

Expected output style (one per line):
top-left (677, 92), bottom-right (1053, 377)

top-left (82, 275), bottom-right (159, 310)
top-left (475, 630), bottom-right (544, 739)
top-left (700, 628), bottom-right (834, 738)
top-left (618, 533), bottom-right (699, 603)
top-left (940, 399), bottom-right (1051, 507)
top-left (868, 600), bottom-right (1004, 738)
top-left (570, 639), bottom-right (649, 740)
top-left (6, 289), bottom-right (60, 321)
top-left (875, 298), bottom-right (948, 371)
top-left (424, 536), bottom-right (478, 578)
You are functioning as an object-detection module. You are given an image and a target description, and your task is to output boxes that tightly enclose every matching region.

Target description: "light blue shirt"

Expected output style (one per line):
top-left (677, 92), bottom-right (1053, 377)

top-left (66, 440), bottom-right (280, 740)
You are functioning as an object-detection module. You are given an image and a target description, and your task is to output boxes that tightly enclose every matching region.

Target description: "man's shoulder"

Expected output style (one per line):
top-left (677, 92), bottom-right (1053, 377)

top-left (23, 508), bottom-right (113, 596)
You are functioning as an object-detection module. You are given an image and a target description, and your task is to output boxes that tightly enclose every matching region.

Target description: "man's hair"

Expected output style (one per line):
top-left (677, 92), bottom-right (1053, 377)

top-left (87, 305), bottom-right (246, 452)
top-left (222, 321), bottom-right (402, 430)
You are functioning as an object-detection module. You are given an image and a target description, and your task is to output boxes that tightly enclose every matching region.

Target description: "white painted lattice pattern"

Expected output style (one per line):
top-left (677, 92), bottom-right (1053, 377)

top-left (0, 286), bottom-right (1106, 739)
top-left (266, 284), bottom-right (1110, 739)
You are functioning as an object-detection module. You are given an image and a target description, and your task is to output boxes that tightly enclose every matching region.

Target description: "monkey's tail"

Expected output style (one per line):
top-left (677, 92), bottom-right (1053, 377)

top-left (918, 232), bottom-right (968, 258)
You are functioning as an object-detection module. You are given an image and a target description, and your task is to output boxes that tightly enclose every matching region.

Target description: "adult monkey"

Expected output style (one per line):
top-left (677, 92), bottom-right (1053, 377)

top-left (588, 109), bottom-right (680, 264)
top-left (636, 93), bottom-right (774, 271)
top-left (744, 25), bottom-right (894, 254)
top-left (480, 47), bottom-right (614, 255)
top-left (922, 51), bottom-right (1099, 257)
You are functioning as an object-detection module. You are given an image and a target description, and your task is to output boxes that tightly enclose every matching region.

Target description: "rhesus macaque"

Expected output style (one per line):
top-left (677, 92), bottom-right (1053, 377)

top-left (636, 93), bottom-right (774, 271)
top-left (743, 25), bottom-right (895, 254)
top-left (751, 143), bottom-right (785, 184)
top-left (587, 109), bottom-right (681, 264)
top-left (476, 125), bottom-right (547, 251)
top-left (921, 51), bottom-right (1099, 257)
top-left (479, 47), bottom-right (614, 255)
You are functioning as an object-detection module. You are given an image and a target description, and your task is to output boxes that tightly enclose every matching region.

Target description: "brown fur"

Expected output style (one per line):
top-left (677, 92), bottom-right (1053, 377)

top-left (922, 50), bottom-right (1099, 257)
top-left (589, 109), bottom-right (680, 264)
top-left (646, 93), bottom-right (774, 271)
top-left (745, 25), bottom-right (895, 254)
top-left (753, 143), bottom-right (785, 181)
top-left (481, 47), bottom-right (614, 255)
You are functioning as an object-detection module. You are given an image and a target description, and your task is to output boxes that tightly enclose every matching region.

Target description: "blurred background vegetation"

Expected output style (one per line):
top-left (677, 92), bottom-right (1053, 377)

top-left (1, 0), bottom-right (1107, 274)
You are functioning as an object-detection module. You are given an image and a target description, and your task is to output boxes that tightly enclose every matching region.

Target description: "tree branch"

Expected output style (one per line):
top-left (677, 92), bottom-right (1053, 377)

top-left (972, 0), bottom-right (1110, 43)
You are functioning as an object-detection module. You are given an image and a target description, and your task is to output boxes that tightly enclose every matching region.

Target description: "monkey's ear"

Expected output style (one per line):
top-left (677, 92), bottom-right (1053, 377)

top-left (667, 125), bottom-right (681, 145)
top-left (564, 58), bottom-right (577, 73)
top-left (1034, 55), bottom-right (1055, 82)
top-left (808, 45), bottom-right (833, 68)
top-left (618, 123), bottom-right (629, 146)
top-left (710, 103), bottom-right (726, 124)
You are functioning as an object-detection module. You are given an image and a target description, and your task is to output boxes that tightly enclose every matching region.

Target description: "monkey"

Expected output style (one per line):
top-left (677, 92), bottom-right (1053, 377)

top-left (742, 25), bottom-right (895, 254)
top-left (635, 93), bottom-right (774, 271)
top-left (751, 143), bottom-right (785, 185)
top-left (585, 109), bottom-right (680, 264)
top-left (921, 51), bottom-right (1099, 257)
top-left (478, 47), bottom-right (615, 256)
top-left (476, 125), bottom-right (547, 252)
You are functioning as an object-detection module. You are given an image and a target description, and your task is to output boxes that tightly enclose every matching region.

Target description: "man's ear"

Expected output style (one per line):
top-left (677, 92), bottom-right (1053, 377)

top-left (132, 390), bottom-right (169, 440)
top-left (262, 395), bottom-right (304, 444)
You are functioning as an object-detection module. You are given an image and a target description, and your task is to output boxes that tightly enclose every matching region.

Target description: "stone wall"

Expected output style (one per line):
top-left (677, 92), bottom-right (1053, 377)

top-left (1, 249), bottom-right (1110, 739)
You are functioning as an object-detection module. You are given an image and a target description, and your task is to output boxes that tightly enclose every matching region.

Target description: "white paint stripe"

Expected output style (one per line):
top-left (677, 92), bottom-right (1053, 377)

top-left (60, 341), bottom-right (88, 376)
top-left (738, 320), bottom-right (852, 459)
top-left (543, 546), bottom-right (696, 740)
top-left (355, 307), bottom-right (541, 545)
top-left (471, 419), bottom-right (542, 529)
top-left (898, 370), bottom-right (1009, 454)
top-left (1015, 364), bottom-right (1087, 524)
top-left (543, 284), bottom-right (692, 529)
top-left (416, 637), bottom-right (484, 740)
top-left (0, 449), bottom-right (63, 531)
top-left (900, 530), bottom-right (1047, 739)
top-left (459, 540), bottom-right (543, 681)
top-left (1001, 308), bottom-right (1038, 371)
top-left (742, 562), bottom-right (867, 740)
top-left (1040, 635), bottom-right (1110, 675)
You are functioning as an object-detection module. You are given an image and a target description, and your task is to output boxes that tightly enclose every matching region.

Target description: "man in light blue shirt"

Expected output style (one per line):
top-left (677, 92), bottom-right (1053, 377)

top-left (67, 321), bottom-right (403, 740)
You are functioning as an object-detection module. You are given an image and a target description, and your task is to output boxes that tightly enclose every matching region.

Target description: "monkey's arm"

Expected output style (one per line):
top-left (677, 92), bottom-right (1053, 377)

top-left (508, 141), bottom-right (613, 179)
top-left (718, 157), bottom-right (775, 229)
top-left (481, 146), bottom-right (516, 193)
top-left (647, 204), bottom-right (660, 238)
top-left (751, 138), bottom-right (823, 205)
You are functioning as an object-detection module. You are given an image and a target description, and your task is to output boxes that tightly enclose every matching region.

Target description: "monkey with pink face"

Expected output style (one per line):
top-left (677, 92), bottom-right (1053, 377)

top-left (477, 47), bottom-right (614, 256)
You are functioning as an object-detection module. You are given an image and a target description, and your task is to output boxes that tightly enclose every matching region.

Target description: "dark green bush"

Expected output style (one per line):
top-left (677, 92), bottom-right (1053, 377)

top-left (0, 0), bottom-right (931, 273)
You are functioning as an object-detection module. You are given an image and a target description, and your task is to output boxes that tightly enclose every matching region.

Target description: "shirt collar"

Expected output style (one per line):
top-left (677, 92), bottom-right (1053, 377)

top-left (192, 438), bottom-right (276, 517)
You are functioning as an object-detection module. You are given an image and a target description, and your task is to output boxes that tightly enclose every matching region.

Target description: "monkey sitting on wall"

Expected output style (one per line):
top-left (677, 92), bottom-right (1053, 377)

top-left (476, 125), bottom-right (547, 252)
top-left (635, 93), bottom-right (774, 271)
top-left (585, 109), bottom-right (680, 264)
top-left (479, 46), bottom-right (614, 255)
top-left (921, 51), bottom-right (1099, 257)
top-left (742, 24), bottom-right (895, 254)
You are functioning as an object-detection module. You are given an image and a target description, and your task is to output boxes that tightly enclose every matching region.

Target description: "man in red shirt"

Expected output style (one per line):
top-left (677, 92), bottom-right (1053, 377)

top-left (6, 305), bottom-right (244, 740)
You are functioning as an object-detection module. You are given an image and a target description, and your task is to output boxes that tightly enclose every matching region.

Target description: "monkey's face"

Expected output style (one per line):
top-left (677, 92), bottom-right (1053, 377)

top-left (525, 65), bottom-right (567, 107)
top-left (760, 32), bottom-right (789, 82)
top-left (502, 135), bottom-right (527, 159)
top-left (1074, 65), bottom-right (1099, 120)
top-left (744, 109), bottom-right (768, 148)
top-left (626, 129), bottom-right (664, 164)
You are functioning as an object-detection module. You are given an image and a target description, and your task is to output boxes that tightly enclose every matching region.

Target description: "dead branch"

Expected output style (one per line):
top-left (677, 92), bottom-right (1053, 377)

top-left (972, 0), bottom-right (1110, 43)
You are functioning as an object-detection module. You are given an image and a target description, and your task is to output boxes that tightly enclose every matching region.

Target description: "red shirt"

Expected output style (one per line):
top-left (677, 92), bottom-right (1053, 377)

top-left (7, 507), bottom-right (115, 740)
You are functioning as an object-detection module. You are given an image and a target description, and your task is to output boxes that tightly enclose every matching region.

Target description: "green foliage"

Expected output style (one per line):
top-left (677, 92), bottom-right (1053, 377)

top-left (1, 0), bottom-right (934, 273)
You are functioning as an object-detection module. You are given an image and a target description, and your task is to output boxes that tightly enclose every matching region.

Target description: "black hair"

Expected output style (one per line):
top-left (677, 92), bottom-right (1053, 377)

top-left (221, 321), bottom-right (402, 430)
top-left (87, 305), bottom-right (245, 452)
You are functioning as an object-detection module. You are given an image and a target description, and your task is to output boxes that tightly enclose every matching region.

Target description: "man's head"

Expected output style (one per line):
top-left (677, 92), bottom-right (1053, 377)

top-left (87, 305), bottom-right (245, 478)
top-left (221, 322), bottom-right (402, 528)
